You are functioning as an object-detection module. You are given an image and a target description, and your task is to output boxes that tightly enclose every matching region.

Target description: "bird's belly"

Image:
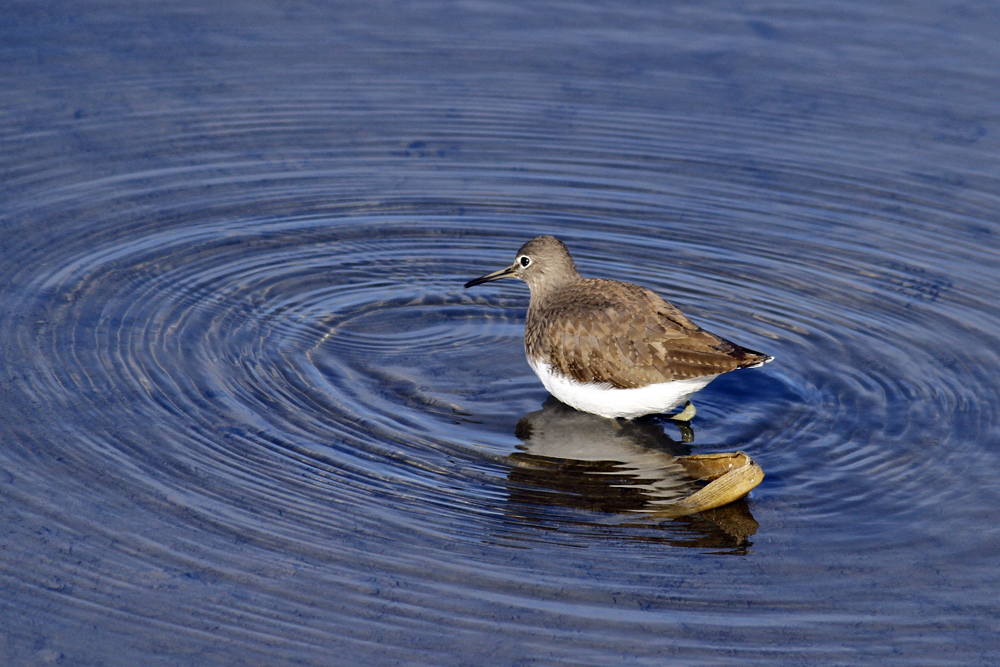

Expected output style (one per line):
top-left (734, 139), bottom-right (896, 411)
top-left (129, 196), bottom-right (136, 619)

top-left (527, 358), bottom-right (718, 420)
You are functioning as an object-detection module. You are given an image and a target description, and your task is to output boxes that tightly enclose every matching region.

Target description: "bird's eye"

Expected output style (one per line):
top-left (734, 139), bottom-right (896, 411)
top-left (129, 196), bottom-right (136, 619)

top-left (518, 255), bottom-right (531, 268)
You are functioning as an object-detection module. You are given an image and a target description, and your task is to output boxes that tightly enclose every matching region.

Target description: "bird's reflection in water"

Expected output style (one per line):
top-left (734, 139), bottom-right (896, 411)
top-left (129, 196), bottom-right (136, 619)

top-left (504, 398), bottom-right (759, 551)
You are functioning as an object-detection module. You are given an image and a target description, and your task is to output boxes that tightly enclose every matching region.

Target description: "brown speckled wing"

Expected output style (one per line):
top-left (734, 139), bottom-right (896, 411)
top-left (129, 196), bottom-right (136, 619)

top-left (526, 279), bottom-right (768, 389)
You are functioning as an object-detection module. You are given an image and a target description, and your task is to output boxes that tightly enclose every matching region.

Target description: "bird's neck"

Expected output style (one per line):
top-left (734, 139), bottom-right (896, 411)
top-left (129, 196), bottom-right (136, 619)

top-left (526, 270), bottom-right (581, 302)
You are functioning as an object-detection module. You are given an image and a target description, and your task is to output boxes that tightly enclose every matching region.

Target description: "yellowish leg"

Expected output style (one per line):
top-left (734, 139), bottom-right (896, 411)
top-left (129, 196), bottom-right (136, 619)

top-left (675, 423), bottom-right (695, 443)
top-left (670, 401), bottom-right (696, 422)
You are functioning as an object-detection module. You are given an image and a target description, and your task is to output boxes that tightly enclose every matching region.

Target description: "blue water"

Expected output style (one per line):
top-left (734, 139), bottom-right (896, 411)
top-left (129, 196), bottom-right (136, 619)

top-left (2, 2), bottom-right (999, 665)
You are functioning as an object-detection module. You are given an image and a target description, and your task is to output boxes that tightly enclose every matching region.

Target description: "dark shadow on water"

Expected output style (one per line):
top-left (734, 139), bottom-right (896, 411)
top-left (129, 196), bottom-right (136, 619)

top-left (502, 398), bottom-right (759, 552)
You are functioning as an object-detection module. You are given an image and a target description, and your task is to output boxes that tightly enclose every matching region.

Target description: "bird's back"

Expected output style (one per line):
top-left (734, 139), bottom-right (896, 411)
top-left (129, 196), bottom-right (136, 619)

top-left (525, 277), bottom-right (769, 389)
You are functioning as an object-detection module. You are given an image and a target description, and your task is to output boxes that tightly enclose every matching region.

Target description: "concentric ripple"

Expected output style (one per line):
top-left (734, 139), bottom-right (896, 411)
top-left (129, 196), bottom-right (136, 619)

top-left (3, 1), bottom-right (1000, 665)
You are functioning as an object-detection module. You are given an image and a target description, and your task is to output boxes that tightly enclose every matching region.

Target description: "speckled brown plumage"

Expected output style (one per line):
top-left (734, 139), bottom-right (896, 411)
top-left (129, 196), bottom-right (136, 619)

top-left (525, 277), bottom-right (769, 388)
top-left (465, 235), bottom-right (772, 390)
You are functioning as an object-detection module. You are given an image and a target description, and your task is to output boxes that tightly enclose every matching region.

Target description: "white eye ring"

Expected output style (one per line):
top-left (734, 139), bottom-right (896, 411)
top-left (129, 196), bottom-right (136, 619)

top-left (518, 255), bottom-right (531, 268)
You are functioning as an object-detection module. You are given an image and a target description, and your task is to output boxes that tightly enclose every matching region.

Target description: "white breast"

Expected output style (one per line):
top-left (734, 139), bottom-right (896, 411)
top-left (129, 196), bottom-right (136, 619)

top-left (527, 357), bottom-right (718, 420)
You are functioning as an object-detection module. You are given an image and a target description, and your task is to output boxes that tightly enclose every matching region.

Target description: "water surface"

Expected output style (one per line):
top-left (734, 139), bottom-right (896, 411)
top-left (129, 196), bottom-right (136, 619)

top-left (2, 2), bottom-right (999, 665)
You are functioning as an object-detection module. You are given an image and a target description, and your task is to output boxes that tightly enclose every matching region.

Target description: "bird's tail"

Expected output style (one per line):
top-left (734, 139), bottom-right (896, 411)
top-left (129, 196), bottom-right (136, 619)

top-left (736, 345), bottom-right (774, 369)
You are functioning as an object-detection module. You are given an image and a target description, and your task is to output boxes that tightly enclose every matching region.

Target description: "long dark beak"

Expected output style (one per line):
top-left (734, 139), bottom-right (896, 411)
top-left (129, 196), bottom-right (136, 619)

top-left (464, 264), bottom-right (517, 288)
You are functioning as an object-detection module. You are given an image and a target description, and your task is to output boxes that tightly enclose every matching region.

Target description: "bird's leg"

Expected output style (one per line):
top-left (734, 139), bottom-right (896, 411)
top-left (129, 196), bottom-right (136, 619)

top-left (675, 422), bottom-right (695, 443)
top-left (669, 401), bottom-right (696, 422)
